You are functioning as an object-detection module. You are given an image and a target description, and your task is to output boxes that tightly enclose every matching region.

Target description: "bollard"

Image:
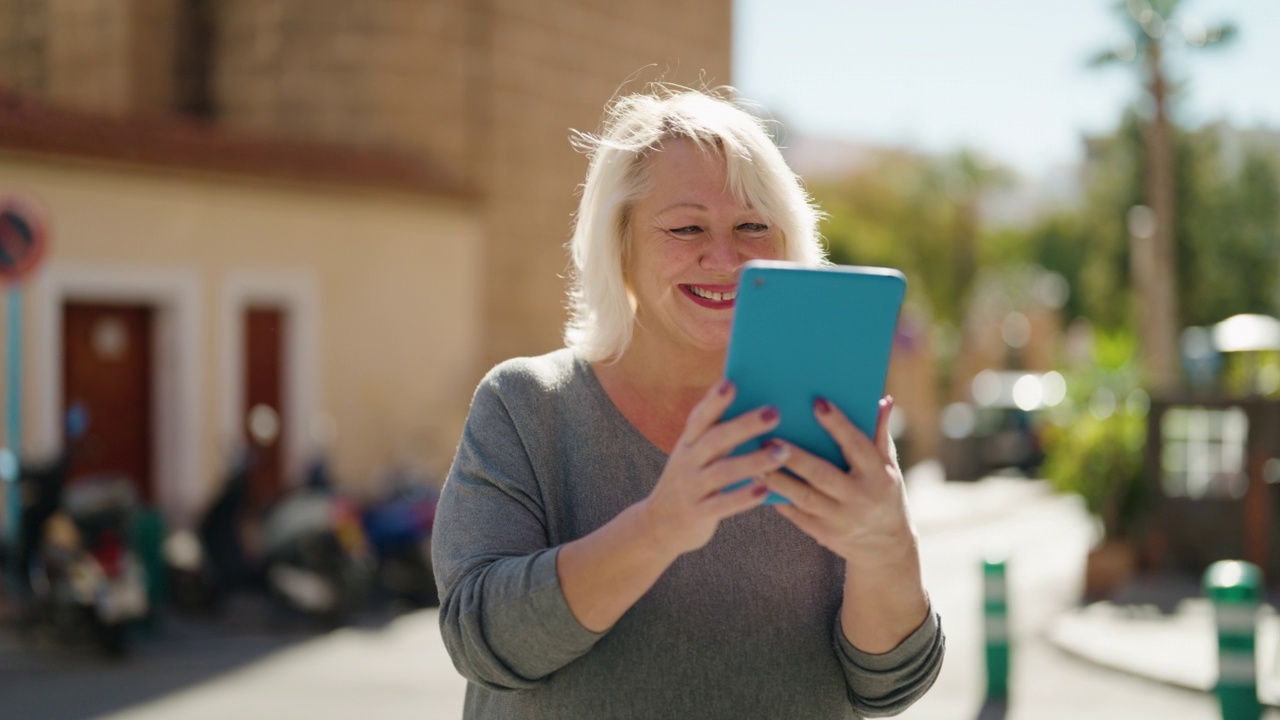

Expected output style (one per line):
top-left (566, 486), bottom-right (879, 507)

top-left (1204, 560), bottom-right (1263, 720)
top-left (983, 553), bottom-right (1010, 700)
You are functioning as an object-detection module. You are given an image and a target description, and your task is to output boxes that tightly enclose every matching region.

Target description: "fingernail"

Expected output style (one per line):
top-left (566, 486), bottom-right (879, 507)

top-left (814, 397), bottom-right (831, 415)
top-left (718, 379), bottom-right (734, 396)
top-left (752, 485), bottom-right (769, 497)
top-left (885, 395), bottom-right (895, 410)
top-left (760, 406), bottom-right (779, 422)
top-left (768, 441), bottom-right (790, 461)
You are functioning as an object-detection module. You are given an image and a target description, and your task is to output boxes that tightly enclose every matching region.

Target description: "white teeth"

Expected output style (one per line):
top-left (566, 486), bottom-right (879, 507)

top-left (689, 286), bottom-right (736, 302)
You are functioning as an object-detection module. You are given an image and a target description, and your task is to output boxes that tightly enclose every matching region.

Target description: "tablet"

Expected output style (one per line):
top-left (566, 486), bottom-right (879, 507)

top-left (721, 261), bottom-right (906, 504)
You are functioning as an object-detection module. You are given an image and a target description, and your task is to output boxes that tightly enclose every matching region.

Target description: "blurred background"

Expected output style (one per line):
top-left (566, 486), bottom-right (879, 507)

top-left (0, 1), bottom-right (1278, 718)
top-left (739, 0), bottom-right (1280, 590)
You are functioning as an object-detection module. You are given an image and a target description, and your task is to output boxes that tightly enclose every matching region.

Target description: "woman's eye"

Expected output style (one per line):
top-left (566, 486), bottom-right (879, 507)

top-left (669, 226), bottom-right (702, 236)
top-left (737, 223), bottom-right (770, 234)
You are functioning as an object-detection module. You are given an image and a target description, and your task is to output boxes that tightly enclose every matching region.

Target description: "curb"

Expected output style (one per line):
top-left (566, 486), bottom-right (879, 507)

top-left (1048, 599), bottom-right (1280, 707)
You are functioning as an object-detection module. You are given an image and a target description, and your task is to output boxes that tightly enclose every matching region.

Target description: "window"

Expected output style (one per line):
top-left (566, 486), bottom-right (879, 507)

top-left (1160, 406), bottom-right (1249, 499)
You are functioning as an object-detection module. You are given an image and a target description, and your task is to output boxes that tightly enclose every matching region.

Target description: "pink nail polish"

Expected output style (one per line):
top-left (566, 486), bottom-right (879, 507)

top-left (760, 406), bottom-right (779, 422)
top-left (718, 379), bottom-right (734, 396)
top-left (814, 397), bottom-right (831, 415)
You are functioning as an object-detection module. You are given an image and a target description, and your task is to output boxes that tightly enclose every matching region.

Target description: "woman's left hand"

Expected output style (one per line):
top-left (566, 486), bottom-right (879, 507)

top-left (758, 395), bottom-right (916, 565)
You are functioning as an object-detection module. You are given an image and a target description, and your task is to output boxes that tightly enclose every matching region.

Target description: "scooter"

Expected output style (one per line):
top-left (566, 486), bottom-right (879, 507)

top-left (259, 458), bottom-right (374, 626)
top-left (18, 407), bottom-right (150, 656)
top-left (22, 469), bottom-right (150, 656)
top-left (164, 447), bottom-right (255, 616)
top-left (361, 469), bottom-right (439, 608)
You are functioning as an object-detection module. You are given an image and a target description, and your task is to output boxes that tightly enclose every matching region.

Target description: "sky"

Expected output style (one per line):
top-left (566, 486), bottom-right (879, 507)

top-left (733, 0), bottom-right (1280, 177)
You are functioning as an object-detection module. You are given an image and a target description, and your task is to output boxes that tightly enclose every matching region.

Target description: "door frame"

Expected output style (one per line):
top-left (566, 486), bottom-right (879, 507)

top-left (220, 270), bottom-right (320, 493)
top-left (31, 264), bottom-right (202, 522)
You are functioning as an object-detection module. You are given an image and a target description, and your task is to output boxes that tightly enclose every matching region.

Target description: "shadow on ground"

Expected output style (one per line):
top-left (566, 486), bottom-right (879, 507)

top-left (975, 698), bottom-right (1007, 720)
top-left (1106, 568), bottom-right (1280, 613)
top-left (0, 593), bottom-right (408, 720)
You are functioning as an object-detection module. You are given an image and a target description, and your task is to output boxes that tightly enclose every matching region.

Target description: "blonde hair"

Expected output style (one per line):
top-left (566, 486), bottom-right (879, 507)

top-left (564, 86), bottom-right (826, 362)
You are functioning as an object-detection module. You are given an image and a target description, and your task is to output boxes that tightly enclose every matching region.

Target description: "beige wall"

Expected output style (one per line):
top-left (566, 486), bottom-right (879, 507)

top-left (478, 0), bottom-right (735, 366)
top-left (0, 153), bottom-right (482, 523)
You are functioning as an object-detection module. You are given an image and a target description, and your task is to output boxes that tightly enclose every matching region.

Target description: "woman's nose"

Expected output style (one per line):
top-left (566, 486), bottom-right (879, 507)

top-left (700, 232), bottom-right (742, 272)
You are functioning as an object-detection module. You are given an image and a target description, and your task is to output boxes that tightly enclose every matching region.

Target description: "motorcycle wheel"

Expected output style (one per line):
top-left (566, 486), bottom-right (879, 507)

top-left (94, 618), bottom-right (128, 657)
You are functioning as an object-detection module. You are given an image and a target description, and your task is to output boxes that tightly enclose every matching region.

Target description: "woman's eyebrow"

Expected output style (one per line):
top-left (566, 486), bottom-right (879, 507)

top-left (656, 202), bottom-right (710, 214)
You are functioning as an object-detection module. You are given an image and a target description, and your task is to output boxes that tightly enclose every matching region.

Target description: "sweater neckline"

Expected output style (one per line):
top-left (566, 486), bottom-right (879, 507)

top-left (571, 352), bottom-right (672, 463)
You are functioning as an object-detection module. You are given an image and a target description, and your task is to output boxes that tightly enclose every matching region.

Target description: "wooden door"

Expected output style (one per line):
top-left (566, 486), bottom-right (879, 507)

top-left (244, 307), bottom-right (286, 512)
top-left (62, 303), bottom-right (154, 503)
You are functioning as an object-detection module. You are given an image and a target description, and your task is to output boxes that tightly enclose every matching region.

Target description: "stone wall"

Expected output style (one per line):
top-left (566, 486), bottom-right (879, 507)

top-left (477, 0), bottom-right (733, 366)
top-left (208, 0), bottom-right (734, 368)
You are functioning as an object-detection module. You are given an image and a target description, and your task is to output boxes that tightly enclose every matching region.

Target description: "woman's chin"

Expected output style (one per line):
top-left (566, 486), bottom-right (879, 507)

top-left (687, 328), bottom-right (732, 356)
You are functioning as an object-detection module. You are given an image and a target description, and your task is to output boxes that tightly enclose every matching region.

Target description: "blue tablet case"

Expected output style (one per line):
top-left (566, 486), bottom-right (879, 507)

top-left (722, 261), bottom-right (907, 504)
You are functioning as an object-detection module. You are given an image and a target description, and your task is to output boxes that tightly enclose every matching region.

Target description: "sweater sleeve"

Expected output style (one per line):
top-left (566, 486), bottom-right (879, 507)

top-left (432, 377), bottom-right (606, 690)
top-left (833, 608), bottom-right (946, 717)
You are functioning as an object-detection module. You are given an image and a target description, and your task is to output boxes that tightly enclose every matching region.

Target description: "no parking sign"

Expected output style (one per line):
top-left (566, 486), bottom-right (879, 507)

top-left (0, 192), bottom-right (49, 283)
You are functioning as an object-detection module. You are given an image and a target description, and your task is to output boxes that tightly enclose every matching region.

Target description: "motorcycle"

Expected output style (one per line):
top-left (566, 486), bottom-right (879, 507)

top-left (17, 407), bottom-right (149, 656)
top-left (163, 447), bottom-right (255, 616)
top-left (361, 469), bottom-right (439, 608)
top-left (23, 470), bottom-right (150, 656)
top-left (258, 458), bottom-right (374, 626)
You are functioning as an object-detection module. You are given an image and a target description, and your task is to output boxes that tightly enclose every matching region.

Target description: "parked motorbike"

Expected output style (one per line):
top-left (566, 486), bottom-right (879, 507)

top-left (258, 458), bottom-right (374, 626)
top-left (164, 447), bottom-right (255, 616)
top-left (23, 470), bottom-right (150, 656)
top-left (361, 470), bottom-right (439, 608)
top-left (18, 407), bottom-right (149, 656)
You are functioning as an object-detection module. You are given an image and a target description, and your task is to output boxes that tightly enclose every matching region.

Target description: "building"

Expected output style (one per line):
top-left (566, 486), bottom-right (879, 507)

top-left (0, 0), bottom-right (731, 525)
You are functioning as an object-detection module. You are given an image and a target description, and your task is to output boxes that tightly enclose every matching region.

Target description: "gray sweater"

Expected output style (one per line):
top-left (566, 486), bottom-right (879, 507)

top-left (433, 349), bottom-right (944, 719)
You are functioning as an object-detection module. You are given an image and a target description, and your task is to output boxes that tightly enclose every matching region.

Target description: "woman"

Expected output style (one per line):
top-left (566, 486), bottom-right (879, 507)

top-left (433, 88), bottom-right (944, 719)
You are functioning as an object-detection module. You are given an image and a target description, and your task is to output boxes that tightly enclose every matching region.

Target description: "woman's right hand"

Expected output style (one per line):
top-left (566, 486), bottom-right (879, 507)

top-left (638, 378), bottom-right (791, 558)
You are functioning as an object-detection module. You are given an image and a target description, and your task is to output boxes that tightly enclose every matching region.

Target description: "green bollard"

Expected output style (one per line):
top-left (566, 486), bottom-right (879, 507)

top-left (1204, 560), bottom-right (1263, 720)
top-left (983, 553), bottom-right (1010, 700)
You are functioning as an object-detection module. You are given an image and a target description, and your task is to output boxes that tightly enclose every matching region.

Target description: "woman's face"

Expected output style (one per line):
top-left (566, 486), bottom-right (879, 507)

top-left (625, 138), bottom-right (783, 357)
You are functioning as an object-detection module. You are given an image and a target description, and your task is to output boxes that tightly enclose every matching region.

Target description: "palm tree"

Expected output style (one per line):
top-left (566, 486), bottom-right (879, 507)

top-left (1089, 0), bottom-right (1235, 394)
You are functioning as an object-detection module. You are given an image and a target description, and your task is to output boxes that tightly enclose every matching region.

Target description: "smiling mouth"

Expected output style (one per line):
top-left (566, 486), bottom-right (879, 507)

top-left (685, 286), bottom-right (736, 303)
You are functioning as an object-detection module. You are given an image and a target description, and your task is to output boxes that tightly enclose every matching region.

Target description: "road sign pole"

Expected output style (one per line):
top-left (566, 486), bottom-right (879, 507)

top-left (3, 286), bottom-right (21, 593)
top-left (0, 191), bottom-right (50, 594)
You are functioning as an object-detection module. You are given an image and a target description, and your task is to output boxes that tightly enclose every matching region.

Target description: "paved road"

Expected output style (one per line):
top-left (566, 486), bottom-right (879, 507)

top-left (0, 476), bottom-right (1268, 719)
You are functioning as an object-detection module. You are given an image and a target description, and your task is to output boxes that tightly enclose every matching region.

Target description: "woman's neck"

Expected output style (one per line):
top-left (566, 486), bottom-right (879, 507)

top-left (593, 336), bottom-right (726, 453)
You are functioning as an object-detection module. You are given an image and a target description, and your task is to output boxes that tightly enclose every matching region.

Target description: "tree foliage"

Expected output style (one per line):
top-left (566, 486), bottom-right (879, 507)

top-left (810, 149), bottom-right (1007, 326)
top-left (1177, 131), bottom-right (1280, 325)
top-left (1020, 113), bottom-right (1280, 331)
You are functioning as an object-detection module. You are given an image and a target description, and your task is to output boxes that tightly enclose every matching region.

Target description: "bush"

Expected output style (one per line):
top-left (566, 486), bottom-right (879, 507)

top-left (1041, 408), bottom-right (1148, 541)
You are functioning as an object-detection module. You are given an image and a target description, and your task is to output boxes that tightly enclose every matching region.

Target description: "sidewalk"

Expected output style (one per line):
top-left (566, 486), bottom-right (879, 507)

top-left (906, 464), bottom-right (1280, 710)
top-left (904, 461), bottom-right (1059, 534)
top-left (97, 610), bottom-right (467, 720)
top-left (1049, 591), bottom-right (1280, 707)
